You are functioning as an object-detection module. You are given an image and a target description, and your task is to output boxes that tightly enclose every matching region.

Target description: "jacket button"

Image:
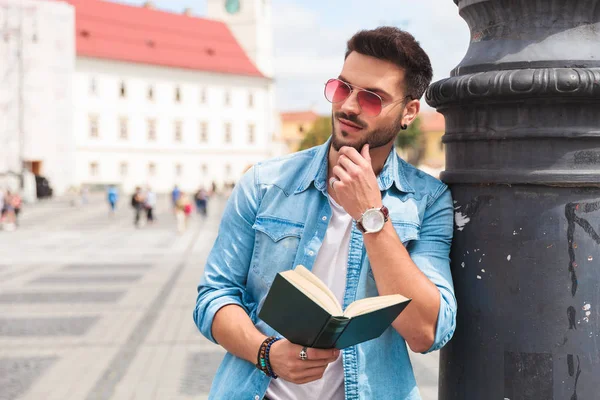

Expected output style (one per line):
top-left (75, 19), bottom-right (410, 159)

top-left (254, 396), bottom-right (260, 400)
top-left (308, 250), bottom-right (314, 256)
top-left (322, 216), bottom-right (327, 221)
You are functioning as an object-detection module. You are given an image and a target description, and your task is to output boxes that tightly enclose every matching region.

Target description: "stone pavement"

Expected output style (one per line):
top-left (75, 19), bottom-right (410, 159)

top-left (0, 195), bottom-right (439, 400)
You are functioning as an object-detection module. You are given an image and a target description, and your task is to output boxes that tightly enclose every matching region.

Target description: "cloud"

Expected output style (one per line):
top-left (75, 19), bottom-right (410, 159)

top-left (273, 0), bottom-right (470, 112)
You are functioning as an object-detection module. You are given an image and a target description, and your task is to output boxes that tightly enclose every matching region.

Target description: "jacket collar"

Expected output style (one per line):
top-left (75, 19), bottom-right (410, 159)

top-left (294, 136), bottom-right (415, 195)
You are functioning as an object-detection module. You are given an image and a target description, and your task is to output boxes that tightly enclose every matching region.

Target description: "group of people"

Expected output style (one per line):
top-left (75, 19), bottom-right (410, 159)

top-left (104, 185), bottom-right (210, 232)
top-left (0, 190), bottom-right (22, 231)
top-left (129, 186), bottom-right (157, 227)
top-left (171, 185), bottom-right (210, 233)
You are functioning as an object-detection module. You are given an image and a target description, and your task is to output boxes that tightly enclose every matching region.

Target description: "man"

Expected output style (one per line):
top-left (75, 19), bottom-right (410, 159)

top-left (107, 185), bottom-right (118, 215)
top-left (144, 186), bottom-right (156, 224)
top-left (194, 27), bottom-right (456, 400)
top-left (131, 187), bottom-right (144, 228)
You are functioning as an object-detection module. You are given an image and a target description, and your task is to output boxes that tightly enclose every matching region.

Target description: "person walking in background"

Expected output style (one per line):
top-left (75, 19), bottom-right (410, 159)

top-left (80, 185), bottom-right (89, 205)
top-left (194, 187), bottom-right (208, 217)
top-left (107, 185), bottom-right (119, 216)
top-left (11, 191), bottom-right (21, 227)
top-left (0, 190), bottom-right (5, 223)
top-left (175, 191), bottom-right (192, 234)
top-left (1, 190), bottom-right (17, 231)
top-left (144, 186), bottom-right (156, 224)
top-left (131, 187), bottom-right (145, 228)
top-left (171, 185), bottom-right (181, 212)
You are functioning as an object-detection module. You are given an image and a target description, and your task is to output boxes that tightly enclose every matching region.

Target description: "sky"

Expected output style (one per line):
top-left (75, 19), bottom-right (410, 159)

top-left (109, 0), bottom-right (470, 114)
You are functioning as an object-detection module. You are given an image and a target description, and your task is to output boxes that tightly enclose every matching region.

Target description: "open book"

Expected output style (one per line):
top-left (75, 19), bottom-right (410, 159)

top-left (258, 265), bottom-right (411, 349)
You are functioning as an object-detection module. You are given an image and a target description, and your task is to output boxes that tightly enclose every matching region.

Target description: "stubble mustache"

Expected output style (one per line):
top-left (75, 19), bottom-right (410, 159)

top-left (334, 111), bottom-right (367, 130)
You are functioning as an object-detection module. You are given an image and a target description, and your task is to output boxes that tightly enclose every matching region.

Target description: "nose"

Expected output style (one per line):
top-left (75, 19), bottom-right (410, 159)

top-left (339, 89), bottom-right (361, 116)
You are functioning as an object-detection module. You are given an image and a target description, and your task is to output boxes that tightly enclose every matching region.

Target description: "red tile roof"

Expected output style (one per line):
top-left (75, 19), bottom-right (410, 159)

top-left (419, 111), bottom-right (445, 132)
top-left (59, 0), bottom-right (264, 77)
top-left (281, 111), bottom-right (321, 123)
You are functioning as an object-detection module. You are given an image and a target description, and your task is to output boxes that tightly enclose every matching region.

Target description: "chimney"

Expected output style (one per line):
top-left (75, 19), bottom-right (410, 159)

top-left (183, 7), bottom-right (193, 16)
top-left (143, 1), bottom-right (154, 9)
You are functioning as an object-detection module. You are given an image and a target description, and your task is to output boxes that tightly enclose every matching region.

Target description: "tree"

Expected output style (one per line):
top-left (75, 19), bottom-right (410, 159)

top-left (395, 116), bottom-right (424, 165)
top-left (298, 116), bottom-right (331, 151)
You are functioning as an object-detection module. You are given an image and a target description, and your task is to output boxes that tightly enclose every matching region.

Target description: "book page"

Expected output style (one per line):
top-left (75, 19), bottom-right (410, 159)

top-left (343, 294), bottom-right (409, 318)
top-left (281, 266), bottom-right (343, 316)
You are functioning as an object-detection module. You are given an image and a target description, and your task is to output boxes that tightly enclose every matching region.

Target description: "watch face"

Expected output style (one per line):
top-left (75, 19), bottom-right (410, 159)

top-left (362, 209), bottom-right (385, 232)
top-left (225, 0), bottom-right (241, 14)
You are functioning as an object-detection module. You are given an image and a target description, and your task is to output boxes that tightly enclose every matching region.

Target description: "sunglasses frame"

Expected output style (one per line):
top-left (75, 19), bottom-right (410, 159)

top-left (324, 78), bottom-right (413, 117)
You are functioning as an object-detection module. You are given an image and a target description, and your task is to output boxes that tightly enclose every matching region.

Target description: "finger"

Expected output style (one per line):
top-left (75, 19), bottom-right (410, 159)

top-left (305, 347), bottom-right (339, 361)
top-left (291, 359), bottom-right (333, 369)
top-left (294, 371), bottom-right (327, 384)
top-left (339, 146), bottom-right (369, 167)
top-left (332, 165), bottom-right (351, 183)
top-left (337, 155), bottom-right (361, 177)
top-left (361, 143), bottom-right (371, 162)
top-left (292, 366), bottom-right (328, 383)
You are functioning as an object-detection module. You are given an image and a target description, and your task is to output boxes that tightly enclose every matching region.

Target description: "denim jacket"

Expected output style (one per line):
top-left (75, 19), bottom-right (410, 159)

top-left (194, 138), bottom-right (456, 400)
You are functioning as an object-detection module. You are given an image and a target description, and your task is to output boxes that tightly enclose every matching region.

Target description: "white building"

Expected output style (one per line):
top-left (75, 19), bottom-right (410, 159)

top-left (0, 0), bottom-right (277, 196)
top-left (0, 0), bottom-right (75, 200)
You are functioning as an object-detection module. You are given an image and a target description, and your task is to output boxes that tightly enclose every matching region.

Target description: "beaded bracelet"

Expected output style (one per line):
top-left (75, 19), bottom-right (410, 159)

top-left (255, 336), bottom-right (281, 378)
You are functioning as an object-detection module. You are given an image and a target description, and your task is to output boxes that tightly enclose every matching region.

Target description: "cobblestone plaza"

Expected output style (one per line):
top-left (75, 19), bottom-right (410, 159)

top-left (0, 196), bottom-right (438, 399)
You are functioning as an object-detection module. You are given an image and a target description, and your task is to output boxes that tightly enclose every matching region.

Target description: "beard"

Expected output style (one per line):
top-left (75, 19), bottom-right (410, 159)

top-left (330, 110), bottom-right (404, 152)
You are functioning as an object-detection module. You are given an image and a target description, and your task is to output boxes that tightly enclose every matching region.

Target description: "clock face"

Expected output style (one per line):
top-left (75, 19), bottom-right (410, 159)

top-left (362, 209), bottom-right (384, 232)
top-left (225, 0), bottom-right (241, 14)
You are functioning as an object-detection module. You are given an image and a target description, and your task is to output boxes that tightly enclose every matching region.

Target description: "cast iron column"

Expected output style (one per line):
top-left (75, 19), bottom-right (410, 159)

top-left (426, 0), bottom-right (600, 398)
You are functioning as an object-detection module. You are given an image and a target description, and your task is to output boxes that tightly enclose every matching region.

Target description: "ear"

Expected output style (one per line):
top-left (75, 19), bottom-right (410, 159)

top-left (402, 99), bottom-right (421, 127)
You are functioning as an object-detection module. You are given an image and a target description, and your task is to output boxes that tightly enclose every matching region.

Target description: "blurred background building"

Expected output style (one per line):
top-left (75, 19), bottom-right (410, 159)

top-left (279, 110), bottom-right (319, 153)
top-left (0, 0), bottom-right (278, 196)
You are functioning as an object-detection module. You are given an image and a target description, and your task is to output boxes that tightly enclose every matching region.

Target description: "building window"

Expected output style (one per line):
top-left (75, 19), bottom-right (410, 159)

top-left (248, 92), bottom-right (254, 108)
top-left (224, 90), bottom-right (231, 106)
top-left (119, 81), bottom-right (126, 98)
top-left (148, 162), bottom-right (156, 176)
top-left (175, 163), bottom-right (182, 177)
top-left (224, 123), bottom-right (232, 143)
top-left (119, 117), bottom-right (128, 140)
top-left (200, 87), bottom-right (207, 104)
top-left (147, 119), bottom-right (156, 141)
top-left (175, 86), bottom-right (181, 102)
top-left (248, 123), bottom-right (255, 144)
top-left (174, 121), bottom-right (183, 142)
top-left (201, 164), bottom-right (208, 175)
top-left (90, 78), bottom-right (97, 96)
top-left (200, 122), bottom-right (208, 143)
top-left (120, 162), bottom-right (128, 176)
top-left (298, 125), bottom-right (304, 133)
top-left (89, 162), bottom-right (99, 176)
top-left (225, 164), bottom-right (231, 177)
top-left (147, 85), bottom-right (154, 101)
top-left (89, 115), bottom-right (99, 138)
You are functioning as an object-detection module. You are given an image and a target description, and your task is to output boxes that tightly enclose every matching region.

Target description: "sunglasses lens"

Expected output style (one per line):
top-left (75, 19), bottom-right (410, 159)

top-left (357, 91), bottom-right (382, 116)
top-left (325, 79), bottom-right (350, 103)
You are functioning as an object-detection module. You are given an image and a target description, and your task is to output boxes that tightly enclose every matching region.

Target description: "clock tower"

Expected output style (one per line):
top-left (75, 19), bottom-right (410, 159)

top-left (207, 0), bottom-right (274, 78)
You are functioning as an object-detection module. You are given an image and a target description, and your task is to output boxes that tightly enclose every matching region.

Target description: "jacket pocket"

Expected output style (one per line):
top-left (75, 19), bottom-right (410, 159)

top-left (250, 216), bottom-right (304, 287)
top-left (392, 221), bottom-right (420, 244)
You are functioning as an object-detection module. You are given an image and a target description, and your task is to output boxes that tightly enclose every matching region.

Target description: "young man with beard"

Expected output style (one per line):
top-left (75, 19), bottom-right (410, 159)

top-left (194, 27), bottom-right (456, 400)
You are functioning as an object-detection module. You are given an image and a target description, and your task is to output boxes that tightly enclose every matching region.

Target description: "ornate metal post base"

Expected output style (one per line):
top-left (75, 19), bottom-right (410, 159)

top-left (426, 1), bottom-right (600, 398)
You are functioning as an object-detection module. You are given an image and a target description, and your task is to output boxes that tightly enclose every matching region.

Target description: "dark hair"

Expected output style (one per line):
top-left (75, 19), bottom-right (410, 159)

top-left (345, 27), bottom-right (433, 100)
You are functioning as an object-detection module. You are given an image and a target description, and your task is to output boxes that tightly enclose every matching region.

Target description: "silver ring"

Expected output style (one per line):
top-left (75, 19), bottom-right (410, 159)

top-left (299, 346), bottom-right (308, 361)
top-left (329, 177), bottom-right (338, 189)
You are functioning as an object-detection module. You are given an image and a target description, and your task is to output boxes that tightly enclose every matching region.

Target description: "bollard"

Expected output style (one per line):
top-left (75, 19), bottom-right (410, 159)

top-left (426, 0), bottom-right (600, 398)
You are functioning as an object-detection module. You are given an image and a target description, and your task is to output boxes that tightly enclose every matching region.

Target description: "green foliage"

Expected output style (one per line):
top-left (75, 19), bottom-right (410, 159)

top-left (395, 116), bottom-right (422, 150)
top-left (298, 116), bottom-right (332, 151)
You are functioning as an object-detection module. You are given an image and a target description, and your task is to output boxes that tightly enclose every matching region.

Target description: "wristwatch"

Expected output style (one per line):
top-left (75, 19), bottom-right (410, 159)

top-left (356, 205), bottom-right (389, 234)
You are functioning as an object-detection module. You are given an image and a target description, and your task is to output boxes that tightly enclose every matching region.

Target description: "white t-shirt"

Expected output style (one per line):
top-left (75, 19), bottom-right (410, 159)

top-left (266, 196), bottom-right (352, 400)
